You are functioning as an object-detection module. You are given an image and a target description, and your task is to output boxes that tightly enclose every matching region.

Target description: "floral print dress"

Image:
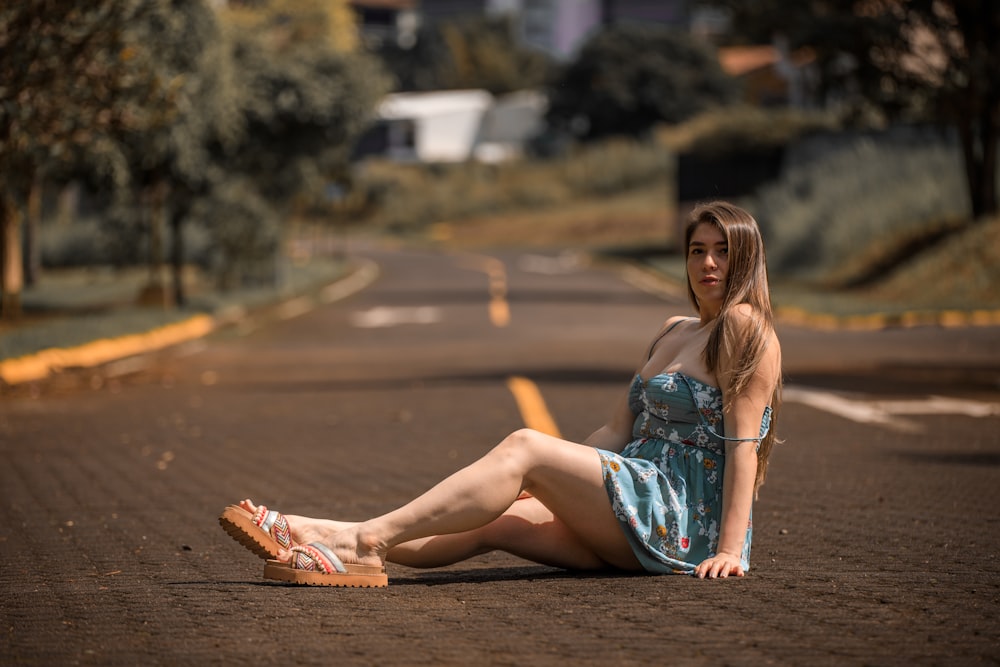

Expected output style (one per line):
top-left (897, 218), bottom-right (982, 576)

top-left (598, 372), bottom-right (771, 574)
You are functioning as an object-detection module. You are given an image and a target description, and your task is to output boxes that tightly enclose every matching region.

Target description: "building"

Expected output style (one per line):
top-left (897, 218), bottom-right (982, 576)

top-left (356, 89), bottom-right (492, 162)
top-left (717, 40), bottom-right (817, 108)
top-left (352, 0), bottom-right (691, 60)
top-left (349, 0), bottom-right (420, 49)
top-left (353, 88), bottom-right (547, 163)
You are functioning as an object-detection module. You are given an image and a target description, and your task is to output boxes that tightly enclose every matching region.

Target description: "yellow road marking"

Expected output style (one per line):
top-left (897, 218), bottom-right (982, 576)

top-left (457, 254), bottom-right (510, 328)
top-left (485, 259), bottom-right (510, 328)
top-left (489, 298), bottom-right (510, 328)
top-left (506, 376), bottom-right (562, 438)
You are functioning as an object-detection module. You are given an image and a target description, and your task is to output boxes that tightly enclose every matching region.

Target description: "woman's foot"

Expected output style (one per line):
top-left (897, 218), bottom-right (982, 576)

top-left (238, 499), bottom-right (384, 569)
top-left (236, 499), bottom-right (351, 543)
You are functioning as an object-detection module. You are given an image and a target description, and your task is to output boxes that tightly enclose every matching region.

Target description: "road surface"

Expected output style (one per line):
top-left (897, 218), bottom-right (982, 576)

top-left (2, 244), bottom-right (998, 665)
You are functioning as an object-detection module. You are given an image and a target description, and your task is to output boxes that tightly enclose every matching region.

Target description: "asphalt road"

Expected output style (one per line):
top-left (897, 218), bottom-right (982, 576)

top-left (2, 244), bottom-right (999, 666)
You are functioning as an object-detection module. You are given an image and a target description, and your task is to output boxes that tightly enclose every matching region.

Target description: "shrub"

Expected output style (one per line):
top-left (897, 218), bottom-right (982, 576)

top-left (351, 138), bottom-right (674, 231)
top-left (191, 180), bottom-right (281, 290)
top-left (40, 218), bottom-right (114, 268)
top-left (561, 139), bottom-right (674, 195)
top-left (740, 125), bottom-right (969, 285)
top-left (870, 215), bottom-right (1000, 308)
top-left (655, 105), bottom-right (840, 156)
top-left (546, 23), bottom-right (738, 139)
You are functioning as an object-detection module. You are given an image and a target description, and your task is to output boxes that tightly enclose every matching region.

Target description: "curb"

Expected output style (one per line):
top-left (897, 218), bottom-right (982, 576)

top-left (0, 259), bottom-right (380, 387)
top-left (620, 261), bottom-right (1000, 331)
top-left (0, 315), bottom-right (215, 386)
top-left (774, 305), bottom-right (1000, 331)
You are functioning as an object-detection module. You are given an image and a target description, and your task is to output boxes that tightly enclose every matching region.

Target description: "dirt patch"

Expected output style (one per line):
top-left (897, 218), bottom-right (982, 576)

top-left (429, 187), bottom-right (677, 250)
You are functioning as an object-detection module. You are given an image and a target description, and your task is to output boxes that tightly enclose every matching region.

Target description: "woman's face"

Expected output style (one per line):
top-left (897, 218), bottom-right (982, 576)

top-left (687, 222), bottom-right (729, 315)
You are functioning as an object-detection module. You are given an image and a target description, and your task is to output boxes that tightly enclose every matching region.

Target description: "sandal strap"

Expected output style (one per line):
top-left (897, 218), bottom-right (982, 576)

top-left (252, 505), bottom-right (292, 549)
top-left (290, 543), bottom-right (347, 574)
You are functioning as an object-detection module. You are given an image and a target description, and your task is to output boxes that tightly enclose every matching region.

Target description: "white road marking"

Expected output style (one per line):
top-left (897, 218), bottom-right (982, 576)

top-left (517, 252), bottom-right (585, 275)
top-left (349, 306), bottom-right (442, 328)
top-left (783, 385), bottom-right (1000, 433)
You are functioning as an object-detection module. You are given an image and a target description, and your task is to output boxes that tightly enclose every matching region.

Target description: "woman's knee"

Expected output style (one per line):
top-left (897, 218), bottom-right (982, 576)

top-left (508, 428), bottom-right (553, 449)
top-left (493, 428), bottom-right (546, 464)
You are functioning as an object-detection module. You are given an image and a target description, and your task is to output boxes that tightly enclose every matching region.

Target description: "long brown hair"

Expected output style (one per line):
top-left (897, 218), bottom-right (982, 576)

top-left (684, 201), bottom-right (782, 495)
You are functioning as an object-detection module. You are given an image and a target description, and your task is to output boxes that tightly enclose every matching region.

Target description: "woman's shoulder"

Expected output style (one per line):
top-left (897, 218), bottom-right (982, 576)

top-left (659, 314), bottom-right (698, 334)
top-left (643, 315), bottom-right (698, 362)
top-left (728, 304), bottom-right (778, 338)
top-left (728, 302), bottom-right (758, 324)
top-left (724, 303), bottom-right (782, 363)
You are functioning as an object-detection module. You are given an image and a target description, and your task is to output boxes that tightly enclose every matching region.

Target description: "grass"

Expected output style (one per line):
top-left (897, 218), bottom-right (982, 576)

top-left (0, 258), bottom-right (350, 362)
top-left (424, 184), bottom-right (676, 251)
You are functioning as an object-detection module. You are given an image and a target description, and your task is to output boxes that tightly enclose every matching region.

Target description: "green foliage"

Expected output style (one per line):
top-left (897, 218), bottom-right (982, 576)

top-left (38, 208), bottom-right (218, 273)
top-left (0, 0), bottom-right (164, 316)
top-left (352, 139), bottom-right (673, 231)
top-left (561, 140), bottom-right (674, 195)
top-left (374, 15), bottom-right (553, 94)
top-left (224, 28), bottom-right (391, 207)
top-left (546, 23), bottom-right (739, 140)
top-left (870, 215), bottom-right (1000, 309)
top-left (741, 127), bottom-right (969, 284)
top-left (38, 219), bottom-right (110, 268)
top-left (0, 1), bottom-right (151, 194)
top-left (708, 0), bottom-right (1000, 217)
top-left (120, 0), bottom-right (243, 187)
top-left (221, 0), bottom-right (359, 53)
top-left (191, 179), bottom-right (280, 290)
top-left (656, 106), bottom-right (841, 157)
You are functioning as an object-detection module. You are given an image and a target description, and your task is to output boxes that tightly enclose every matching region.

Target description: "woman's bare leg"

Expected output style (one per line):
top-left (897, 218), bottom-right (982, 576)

top-left (272, 428), bottom-right (641, 572)
top-left (239, 497), bottom-right (605, 570)
top-left (385, 497), bottom-right (612, 570)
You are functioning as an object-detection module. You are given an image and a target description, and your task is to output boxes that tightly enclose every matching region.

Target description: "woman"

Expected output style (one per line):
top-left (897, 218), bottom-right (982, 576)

top-left (220, 201), bottom-right (782, 586)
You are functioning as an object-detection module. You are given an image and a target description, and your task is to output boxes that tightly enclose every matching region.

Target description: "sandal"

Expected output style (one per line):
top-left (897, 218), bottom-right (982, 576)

top-left (263, 542), bottom-right (388, 588)
top-left (219, 503), bottom-right (294, 560)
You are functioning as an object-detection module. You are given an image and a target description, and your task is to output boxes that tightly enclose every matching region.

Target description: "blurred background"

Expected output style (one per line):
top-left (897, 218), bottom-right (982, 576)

top-left (1, 0), bottom-right (998, 342)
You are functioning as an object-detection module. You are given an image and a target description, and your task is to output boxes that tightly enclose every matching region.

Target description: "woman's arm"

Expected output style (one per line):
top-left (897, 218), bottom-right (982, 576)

top-left (694, 437), bottom-right (758, 578)
top-left (694, 313), bottom-right (780, 579)
top-left (583, 388), bottom-right (635, 451)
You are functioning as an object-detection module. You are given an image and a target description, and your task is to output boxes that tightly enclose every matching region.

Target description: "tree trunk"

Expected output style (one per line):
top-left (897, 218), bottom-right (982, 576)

top-left (170, 205), bottom-right (186, 308)
top-left (56, 181), bottom-right (79, 227)
top-left (960, 108), bottom-right (1000, 220)
top-left (953, 2), bottom-right (999, 220)
top-left (24, 173), bottom-right (42, 287)
top-left (979, 103), bottom-right (998, 218)
top-left (137, 177), bottom-right (172, 308)
top-left (1, 195), bottom-right (23, 320)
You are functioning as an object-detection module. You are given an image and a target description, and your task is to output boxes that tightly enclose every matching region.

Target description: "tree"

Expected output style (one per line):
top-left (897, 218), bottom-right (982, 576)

top-left (112, 0), bottom-right (243, 307)
top-left (207, 1), bottom-right (391, 287)
top-left (545, 23), bottom-right (739, 141)
top-left (374, 15), bottom-right (553, 94)
top-left (0, 1), bottom-right (151, 319)
top-left (224, 31), bottom-right (388, 205)
top-left (1, 0), bottom-right (391, 315)
top-left (710, 0), bottom-right (999, 219)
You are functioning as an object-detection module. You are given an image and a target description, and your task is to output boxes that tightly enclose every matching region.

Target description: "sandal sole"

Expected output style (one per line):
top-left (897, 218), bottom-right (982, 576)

top-left (218, 505), bottom-right (286, 560)
top-left (263, 559), bottom-right (388, 588)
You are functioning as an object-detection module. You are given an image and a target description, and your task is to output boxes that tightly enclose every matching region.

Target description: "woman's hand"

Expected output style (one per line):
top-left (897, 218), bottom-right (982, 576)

top-left (694, 552), bottom-right (746, 579)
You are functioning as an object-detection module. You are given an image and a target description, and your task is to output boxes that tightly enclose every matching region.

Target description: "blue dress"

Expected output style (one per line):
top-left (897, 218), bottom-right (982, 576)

top-left (598, 371), bottom-right (771, 574)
